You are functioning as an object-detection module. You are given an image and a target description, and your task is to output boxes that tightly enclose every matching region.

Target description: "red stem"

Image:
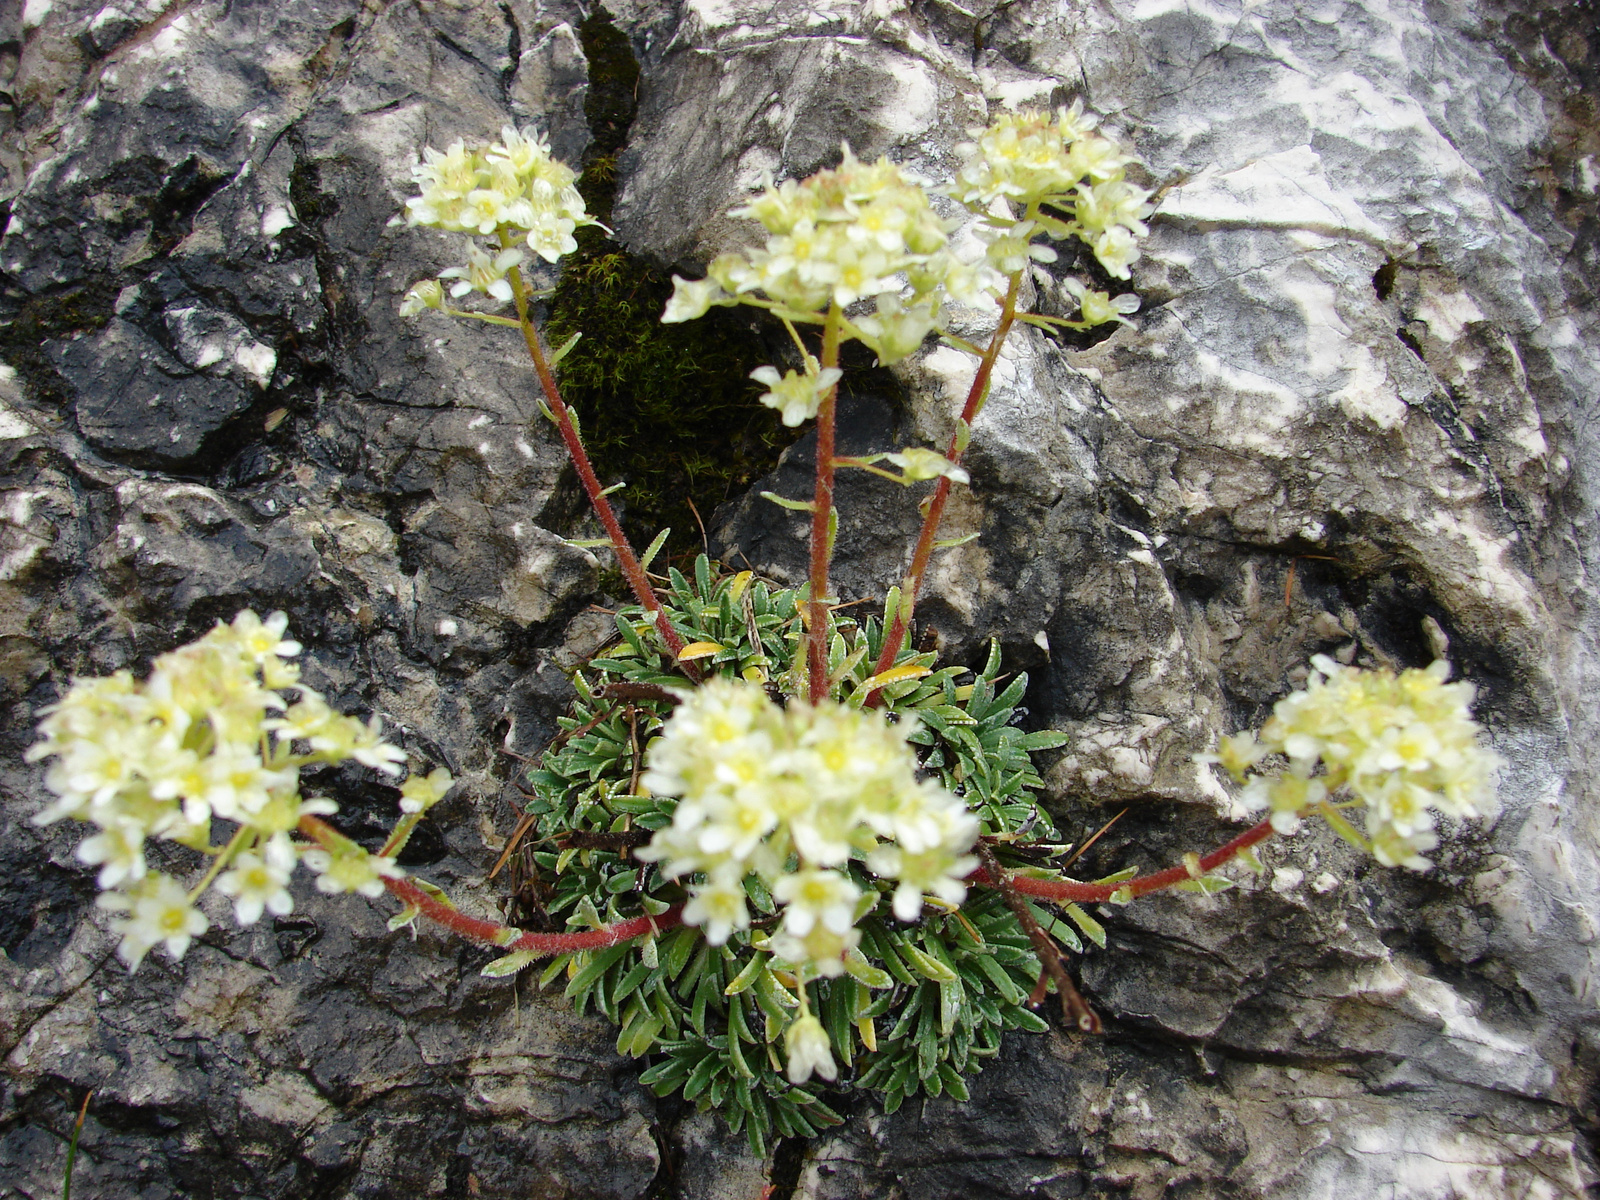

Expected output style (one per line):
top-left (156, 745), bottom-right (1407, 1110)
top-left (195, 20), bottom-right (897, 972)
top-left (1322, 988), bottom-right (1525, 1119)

top-left (299, 815), bottom-right (683, 955)
top-left (296, 815), bottom-right (1270, 969)
top-left (866, 273), bottom-right (1022, 704)
top-left (807, 306), bottom-right (844, 703)
top-left (507, 267), bottom-right (690, 663)
top-left (968, 818), bottom-right (1276, 902)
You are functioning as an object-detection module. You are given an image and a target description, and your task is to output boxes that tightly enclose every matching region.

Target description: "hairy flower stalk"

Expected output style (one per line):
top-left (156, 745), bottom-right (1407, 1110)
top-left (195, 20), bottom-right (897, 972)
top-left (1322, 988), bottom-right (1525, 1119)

top-left (867, 271), bottom-right (1021, 700)
top-left (399, 128), bottom-right (691, 661)
top-left (807, 305), bottom-right (844, 700)
top-left (660, 146), bottom-right (980, 698)
top-left (867, 106), bottom-right (1154, 695)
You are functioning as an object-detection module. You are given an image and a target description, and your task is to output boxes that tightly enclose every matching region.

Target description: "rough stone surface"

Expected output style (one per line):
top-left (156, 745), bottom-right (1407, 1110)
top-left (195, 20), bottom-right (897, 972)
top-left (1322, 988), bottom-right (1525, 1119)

top-left (3, 0), bottom-right (1599, 1196)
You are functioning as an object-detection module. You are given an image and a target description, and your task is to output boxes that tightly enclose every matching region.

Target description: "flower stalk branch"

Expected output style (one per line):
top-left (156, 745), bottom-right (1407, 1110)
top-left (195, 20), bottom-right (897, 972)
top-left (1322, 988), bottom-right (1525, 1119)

top-left (298, 814), bottom-right (685, 955)
top-left (807, 304), bottom-right (844, 702)
top-left (977, 817), bottom-right (1277, 903)
top-left (977, 841), bottom-right (1100, 1032)
top-left (866, 272), bottom-right (1022, 700)
top-left (506, 266), bottom-right (692, 664)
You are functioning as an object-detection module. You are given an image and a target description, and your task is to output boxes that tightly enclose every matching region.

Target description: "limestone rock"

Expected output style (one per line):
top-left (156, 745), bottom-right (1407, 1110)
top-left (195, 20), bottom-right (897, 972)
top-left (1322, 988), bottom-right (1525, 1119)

top-left (2, 0), bottom-right (1599, 1195)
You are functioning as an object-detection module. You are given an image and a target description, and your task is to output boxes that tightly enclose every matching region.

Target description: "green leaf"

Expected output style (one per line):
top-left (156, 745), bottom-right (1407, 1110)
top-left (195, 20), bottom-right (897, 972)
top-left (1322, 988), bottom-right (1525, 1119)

top-left (551, 330), bottom-right (583, 363)
top-left (1006, 1007), bottom-right (1050, 1033)
top-left (640, 528), bottom-right (671, 575)
top-left (842, 951), bottom-right (894, 989)
top-left (938, 1063), bottom-right (970, 1102)
top-left (565, 943), bottom-right (630, 999)
top-left (481, 950), bottom-right (540, 978)
top-left (901, 942), bottom-right (959, 984)
top-left (1063, 902), bottom-right (1107, 949)
top-left (1091, 865), bottom-right (1139, 886)
top-left (614, 613), bottom-right (647, 657)
top-left (972, 951), bottom-right (1026, 1007)
top-left (938, 976), bottom-right (964, 1037)
top-left (1174, 875), bottom-right (1236, 895)
top-left (613, 961), bottom-right (653, 1006)
top-left (725, 954), bottom-right (766, 996)
top-left (1019, 730), bottom-right (1071, 751)
top-left (981, 638), bottom-right (1003, 680)
top-left (760, 491), bottom-right (815, 512)
top-left (663, 926), bottom-right (699, 981)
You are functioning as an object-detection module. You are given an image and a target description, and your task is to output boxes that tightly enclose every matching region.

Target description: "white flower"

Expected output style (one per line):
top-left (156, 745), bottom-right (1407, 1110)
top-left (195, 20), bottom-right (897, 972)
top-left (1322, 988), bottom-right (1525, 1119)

top-left (884, 447), bottom-right (970, 485)
top-left (784, 1014), bottom-right (838, 1084)
top-left (215, 842), bottom-right (296, 925)
top-left (400, 279), bottom-right (445, 317)
top-left (1091, 226), bottom-right (1141, 280)
top-left (978, 222), bottom-right (1059, 274)
top-left (1074, 178), bottom-right (1152, 238)
top-left (750, 363), bottom-right (842, 427)
top-left (1063, 278), bottom-right (1141, 327)
top-left (399, 767), bottom-right (454, 814)
top-left (227, 610), bottom-right (302, 663)
top-left (852, 295), bottom-right (940, 364)
top-left (682, 872), bottom-right (751, 945)
top-left (772, 870), bottom-right (860, 938)
top-left (102, 873), bottom-right (209, 970)
top-left (439, 246), bottom-right (525, 305)
top-left (302, 844), bottom-right (402, 898)
top-left (661, 276), bottom-right (735, 323)
top-left (524, 211), bottom-right (580, 263)
top-left (75, 817), bottom-right (148, 889)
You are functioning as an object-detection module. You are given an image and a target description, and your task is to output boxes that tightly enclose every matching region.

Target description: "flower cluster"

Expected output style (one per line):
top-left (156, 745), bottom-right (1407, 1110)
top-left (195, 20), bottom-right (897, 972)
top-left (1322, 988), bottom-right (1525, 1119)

top-left (638, 679), bottom-right (978, 967)
top-left (952, 103), bottom-right (1153, 282)
top-left (30, 612), bottom-right (452, 968)
top-left (662, 145), bottom-right (990, 369)
top-left (1205, 657), bottom-right (1502, 868)
top-left (662, 110), bottom-right (1152, 440)
top-left (400, 127), bottom-right (597, 313)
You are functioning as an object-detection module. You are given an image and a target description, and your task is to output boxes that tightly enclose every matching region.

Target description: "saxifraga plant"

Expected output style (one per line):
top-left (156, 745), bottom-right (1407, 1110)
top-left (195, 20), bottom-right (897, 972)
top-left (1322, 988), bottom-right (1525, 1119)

top-left (27, 110), bottom-right (1503, 1157)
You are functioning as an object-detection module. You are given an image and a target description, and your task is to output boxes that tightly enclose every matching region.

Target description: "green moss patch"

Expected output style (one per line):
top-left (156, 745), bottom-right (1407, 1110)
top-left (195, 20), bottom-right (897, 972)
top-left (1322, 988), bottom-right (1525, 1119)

top-left (543, 9), bottom-right (791, 559)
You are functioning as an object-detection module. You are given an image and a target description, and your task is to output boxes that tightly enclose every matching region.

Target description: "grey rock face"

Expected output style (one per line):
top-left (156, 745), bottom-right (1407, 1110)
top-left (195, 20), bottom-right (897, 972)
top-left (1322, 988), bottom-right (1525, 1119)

top-left (3, 0), bottom-right (1599, 1197)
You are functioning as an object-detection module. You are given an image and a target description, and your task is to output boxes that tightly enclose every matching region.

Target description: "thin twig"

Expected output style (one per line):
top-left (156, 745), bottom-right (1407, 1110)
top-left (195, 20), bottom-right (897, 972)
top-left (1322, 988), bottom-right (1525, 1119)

top-left (598, 681), bottom-right (682, 706)
top-left (807, 304), bottom-right (845, 702)
top-left (627, 707), bottom-right (643, 796)
top-left (685, 494), bottom-right (710, 561)
top-left (977, 843), bottom-right (1100, 1033)
top-left (1060, 808), bottom-right (1128, 870)
top-left (488, 810), bottom-right (541, 880)
top-left (504, 261), bottom-right (698, 677)
top-left (559, 830), bottom-right (653, 851)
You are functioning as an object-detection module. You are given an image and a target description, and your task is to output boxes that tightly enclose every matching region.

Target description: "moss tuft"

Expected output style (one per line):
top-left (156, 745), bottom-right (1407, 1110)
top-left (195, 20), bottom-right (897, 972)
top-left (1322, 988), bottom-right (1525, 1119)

top-left (544, 251), bottom-right (786, 558)
top-left (545, 9), bottom-right (791, 558)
